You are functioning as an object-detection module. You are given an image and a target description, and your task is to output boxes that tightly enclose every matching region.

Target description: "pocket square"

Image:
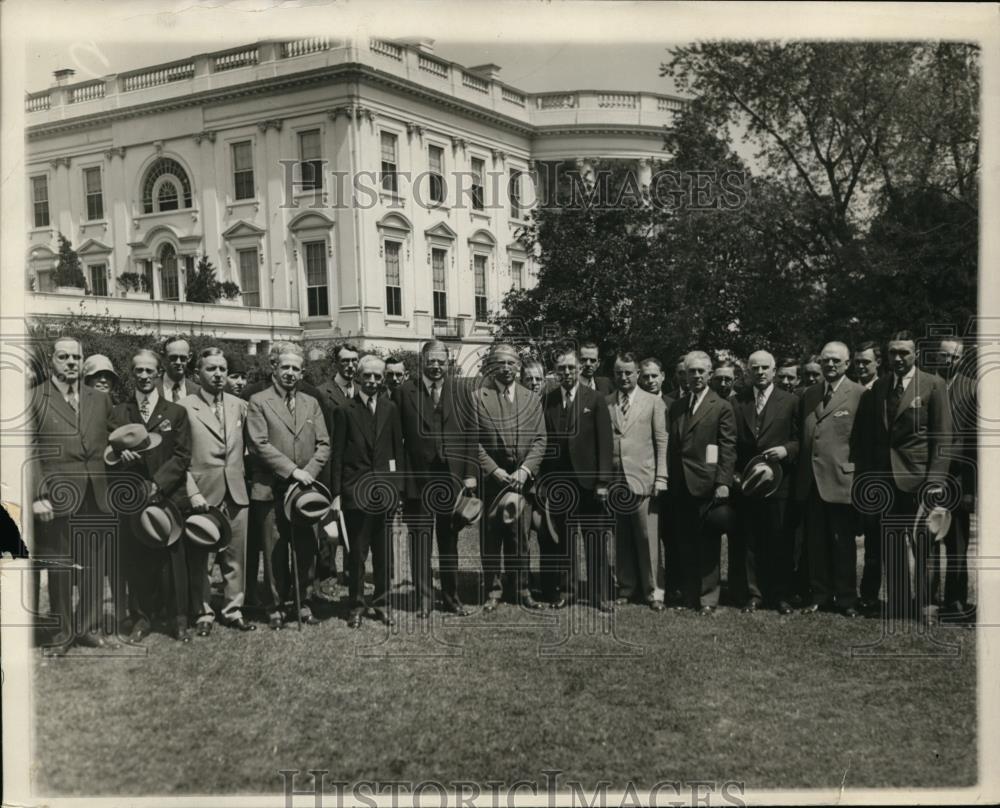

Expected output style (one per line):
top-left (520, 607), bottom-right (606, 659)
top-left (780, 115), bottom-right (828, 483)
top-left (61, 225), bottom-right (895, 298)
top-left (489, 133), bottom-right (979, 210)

top-left (156, 419), bottom-right (173, 432)
top-left (583, 407), bottom-right (592, 414)
top-left (833, 410), bottom-right (850, 417)
top-left (910, 396), bottom-right (922, 408)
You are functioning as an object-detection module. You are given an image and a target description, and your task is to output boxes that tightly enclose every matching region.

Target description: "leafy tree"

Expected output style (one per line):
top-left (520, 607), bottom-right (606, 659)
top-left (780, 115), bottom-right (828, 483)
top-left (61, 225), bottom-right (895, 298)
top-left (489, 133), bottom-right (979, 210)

top-left (53, 233), bottom-right (86, 289)
top-left (184, 255), bottom-right (241, 304)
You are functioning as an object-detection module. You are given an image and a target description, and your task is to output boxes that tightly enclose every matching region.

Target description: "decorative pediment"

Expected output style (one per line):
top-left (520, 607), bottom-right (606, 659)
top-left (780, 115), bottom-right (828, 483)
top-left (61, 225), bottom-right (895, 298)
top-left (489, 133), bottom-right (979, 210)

top-left (77, 238), bottom-right (113, 257)
top-left (222, 220), bottom-right (267, 240)
top-left (505, 240), bottom-right (527, 255)
top-left (377, 212), bottom-right (413, 235)
top-left (424, 221), bottom-right (458, 241)
top-left (128, 224), bottom-right (202, 256)
top-left (287, 210), bottom-right (335, 233)
top-left (28, 245), bottom-right (57, 262)
top-left (468, 228), bottom-right (496, 247)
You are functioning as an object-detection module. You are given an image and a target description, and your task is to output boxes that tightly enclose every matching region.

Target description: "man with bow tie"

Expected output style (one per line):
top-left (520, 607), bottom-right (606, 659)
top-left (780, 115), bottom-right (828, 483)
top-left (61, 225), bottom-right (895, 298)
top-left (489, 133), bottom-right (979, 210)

top-left (795, 341), bottom-right (864, 618)
top-left (246, 343), bottom-right (330, 629)
top-left (29, 336), bottom-right (114, 652)
top-left (854, 331), bottom-right (952, 621)
top-left (395, 341), bottom-right (477, 617)
top-left (108, 349), bottom-right (193, 642)
top-left (157, 336), bottom-right (201, 403)
top-left (181, 347), bottom-right (255, 635)
top-left (729, 350), bottom-right (799, 614)
top-left (666, 350), bottom-right (736, 615)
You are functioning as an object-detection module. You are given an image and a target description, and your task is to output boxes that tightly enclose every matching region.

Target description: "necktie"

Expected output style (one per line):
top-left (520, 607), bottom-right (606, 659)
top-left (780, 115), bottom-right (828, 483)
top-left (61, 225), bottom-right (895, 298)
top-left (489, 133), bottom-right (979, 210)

top-left (563, 391), bottom-right (570, 410)
top-left (689, 394), bottom-right (696, 416)
top-left (888, 376), bottom-right (905, 414)
top-left (285, 392), bottom-right (295, 415)
top-left (823, 385), bottom-right (832, 407)
top-left (368, 396), bottom-right (377, 416)
top-left (139, 395), bottom-right (150, 421)
top-left (172, 382), bottom-right (181, 402)
top-left (619, 391), bottom-right (630, 419)
top-left (756, 389), bottom-right (766, 414)
top-left (431, 381), bottom-right (441, 407)
top-left (213, 394), bottom-right (224, 425)
top-left (504, 386), bottom-right (514, 404)
top-left (65, 382), bottom-right (78, 412)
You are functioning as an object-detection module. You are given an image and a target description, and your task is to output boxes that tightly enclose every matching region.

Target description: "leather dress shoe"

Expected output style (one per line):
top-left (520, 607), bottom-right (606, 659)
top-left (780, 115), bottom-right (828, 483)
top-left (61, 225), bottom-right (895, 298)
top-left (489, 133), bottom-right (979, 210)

top-left (800, 603), bottom-right (821, 615)
top-left (520, 596), bottom-right (544, 610)
top-left (697, 605), bottom-right (715, 616)
top-left (842, 607), bottom-right (860, 619)
top-left (482, 598), bottom-right (502, 613)
top-left (445, 601), bottom-right (471, 616)
top-left (196, 622), bottom-right (213, 637)
top-left (268, 615), bottom-right (284, 631)
top-left (777, 601), bottom-right (794, 616)
top-left (615, 597), bottom-right (631, 606)
top-left (347, 612), bottom-right (363, 628)
top-left (299, 613), bottom-right (320, 626)
top-left (225, 618), bottom-right (256, 632)
top-left (649, 600), bottom-right (666, 612)
top-left (76, 633), bottom-right (108, 649)
top-left (741, 600), bottom-right (761, 614)
top-left (375, 609), bottom-right (395, 626)
top-left (129, 621), bottom-right (151, 643)
top-left (551, 597), bottom-right (569, 610)
top-left (176, 628), bottom-right (194, 643)
top-left (598, 601), bottom-right (615, 613)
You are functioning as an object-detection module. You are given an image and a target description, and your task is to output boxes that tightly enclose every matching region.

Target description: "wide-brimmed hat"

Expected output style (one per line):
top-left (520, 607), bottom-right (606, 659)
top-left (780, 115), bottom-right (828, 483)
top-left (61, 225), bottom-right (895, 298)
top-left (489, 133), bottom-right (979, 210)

top-left (224, 352), bottom-right (247, 376)
top-left (132, 498), bottom-right (183, 549)
top-left (738, 454), bottom-right (783, 499)
top-left (529, 481), bottom-right (561, 542)
top-left (700, 499), bottom-right (735, 535)
top-left (487, 485), bottom-right (526, 526)
top-left (452, 489), bottom-right (483, 529)
top-left (83, 354), bottom-right (119, 382)
top-left (283, 480), bottom-right (334, 526)
top-left (184, 506), bottom-right (232, 551)
top-left (915, 503), bottom-right (952, 542)
top-left (104, 423), bottom-right (162, 465)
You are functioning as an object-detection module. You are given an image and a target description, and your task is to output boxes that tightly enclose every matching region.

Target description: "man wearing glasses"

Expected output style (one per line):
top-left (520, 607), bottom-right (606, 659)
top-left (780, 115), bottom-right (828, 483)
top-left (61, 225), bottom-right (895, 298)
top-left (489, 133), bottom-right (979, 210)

top-left (157, 336), bottom-right (200, 403)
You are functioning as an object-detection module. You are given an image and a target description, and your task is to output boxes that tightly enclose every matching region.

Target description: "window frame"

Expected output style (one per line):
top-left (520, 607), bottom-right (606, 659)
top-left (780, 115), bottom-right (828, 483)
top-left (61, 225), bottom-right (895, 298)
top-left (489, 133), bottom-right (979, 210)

top-left (470, 156), bottom-right (486, 211)
top-left (303, 240), bottom-right (330, 317)
top-left (297, 129), bottom-right (324, 192)
top-left (384, 239), bottom-right (403, 317)
top-left (431, 247), bottom-right (448, 320)
top-left (87, 262), bottom-right (109, 297)
top-left (30, 174), bottom-right (50, 228)
top-left (231, 140), bottom-right (256, 201)
top-left (427, 143), bottom-right (445, 205)
top-left (237, 248), bottom-right (261, 308)
top-left (380, 131), bottom-right (399, 195)
top-left (473, 253), bottom-right (488, 322)
top-left (83, 166), bottom-right (104, 221)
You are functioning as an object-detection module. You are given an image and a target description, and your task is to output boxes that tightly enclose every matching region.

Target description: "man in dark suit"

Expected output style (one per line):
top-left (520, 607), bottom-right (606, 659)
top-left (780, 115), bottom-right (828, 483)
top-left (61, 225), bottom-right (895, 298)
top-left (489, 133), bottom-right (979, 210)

top-left (108, 348), bottom-right (193, 642)
top-left (578, 341), bottom-right (614, 395)
top-left (383, 356), bottom-right (409, 398)
top-left (246, 343), bottom-right (330, 629)
top-left (473, 343), bottom-right (546, 611)
top-left (538, 348), bottom-right (614, 610)
top-left (796, 341), bottom-right (864, 617)
top-left (394, 340), bottom-right (476, 617)
top-left (331, 355), bottom-right (404, 627)
top-left (667, 350), bottom-right (737, 614)
top-left (855, 331), bottom-right (952, 620)
top-left (157, 336), bottom-right (201, 403)
top-left (937, 338), bottom-right (976, 621)
top-left (853, 339), bottom-right (884, 612)
top-left (729, 350), bottom-right (799, 614)
top-left (30, 336), bottom-right (114, 652)
top-left (776, 359), bottom-right (800, 395)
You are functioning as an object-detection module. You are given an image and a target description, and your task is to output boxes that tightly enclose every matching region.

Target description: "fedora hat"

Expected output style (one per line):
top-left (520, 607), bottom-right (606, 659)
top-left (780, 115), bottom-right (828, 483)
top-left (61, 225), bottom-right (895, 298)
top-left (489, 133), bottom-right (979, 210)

top-left (487, 485), bottom-right (526, 526)
top-left (132, 498), bottom-right (183, 549)
top-left (529, 481), bottom-right (561, 542)
top-left (104, 423), bottom-right (162, 465)
top-left (82, 354), bottom-right (119, 382)
top-left (452, 489), bottom-right (483, 530)
top-left (700, 498), bottom-right (735, 535)
top-left (283, 480), bottom-right (334, 526)
top-left (184, 506), bottom-right (232, 551)
top-left (915, 503), bottom-right (952, 543)
top-left (738, 454), bottom-right (783, 499)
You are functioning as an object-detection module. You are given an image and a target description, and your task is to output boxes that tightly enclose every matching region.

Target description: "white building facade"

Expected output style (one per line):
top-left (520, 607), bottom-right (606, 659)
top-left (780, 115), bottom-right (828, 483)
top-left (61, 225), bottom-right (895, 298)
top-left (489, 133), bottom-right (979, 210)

top-left (25, 37), bottom-right (684, 362)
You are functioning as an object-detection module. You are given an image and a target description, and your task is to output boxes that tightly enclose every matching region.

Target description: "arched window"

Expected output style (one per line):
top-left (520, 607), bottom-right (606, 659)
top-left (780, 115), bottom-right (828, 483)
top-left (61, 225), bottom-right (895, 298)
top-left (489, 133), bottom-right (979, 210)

top-left (159, 243), bottom-right (180, 301)
top-left (142, 158), bottom-right (193, 214)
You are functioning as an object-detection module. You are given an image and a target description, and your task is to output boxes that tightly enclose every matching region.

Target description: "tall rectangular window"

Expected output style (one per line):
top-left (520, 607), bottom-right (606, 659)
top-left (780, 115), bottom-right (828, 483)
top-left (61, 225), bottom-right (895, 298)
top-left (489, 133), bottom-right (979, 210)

top-left (474, 254), bottom-right (488, 321)
top-left (509, 169), bottom-right (522, 219)
top-left (384, 241), bottom-right (402, 316)
top-left (471, 157), bottom-right (485, 211)
top-left (298, 129), bottom-right (323, 191)
top-left (232, 141), bottom-right (255, 200)
top-left (380, 132), bottom-right (398, 194)
top-left (142, 259), bottom-right (154, 298)
top-left (428, 145), bottom-right (444, 204)
top-left (89, 263), bottom-right (108, 297)
top-left (511, 260), bottom-right (524, 291)
top-left (160, 255), bottom-right (180, 301)
top-left (31, 176), bottom-right (49, 228)
top-left (432, 248), bottom-right (447, 319)
top-left (84, 167), bottom-right (103, 221)
top-left (304, 241), bottom-right (329, 316)
top-left (238, 248), bottom-right (260, 307)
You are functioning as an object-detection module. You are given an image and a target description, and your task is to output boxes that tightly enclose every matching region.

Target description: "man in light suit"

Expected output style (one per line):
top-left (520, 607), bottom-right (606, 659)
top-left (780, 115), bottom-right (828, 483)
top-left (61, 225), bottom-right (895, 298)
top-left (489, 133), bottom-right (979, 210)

top-left (157, 336), bottom-right (201, 403)
top-left (855, 331), bottom-right (952, 620)
top-left (182, 348), bottom-right (255, 635)
top-left (473, 343), bottom-right (546, 611)
top-left (246, 342), bottom-right (331, 629)
top-left (608, 352), bottom-right (669, 610)
top-left (667, 350), bottom-right (737, 614)
top-left (729, 350), bottom-right (799, 614)
top-left (395, 341), bottom-right (477, 617)
top-left (30, 336), bottom-right (114, 652)
top-left (539, 348), bottom-right (614, 610)
top-left (796, 341), bottom-right (864, 617)
top-left (331, 355), bottom-right (405, 627)
top-left (108, 349), bottom-right (193, 642)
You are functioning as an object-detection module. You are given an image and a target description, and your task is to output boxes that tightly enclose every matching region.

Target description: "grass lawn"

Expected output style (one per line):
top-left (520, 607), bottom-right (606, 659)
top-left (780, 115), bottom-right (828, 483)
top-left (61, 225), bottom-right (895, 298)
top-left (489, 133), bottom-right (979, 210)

top-left (31, 528), bottom-right (977, 796)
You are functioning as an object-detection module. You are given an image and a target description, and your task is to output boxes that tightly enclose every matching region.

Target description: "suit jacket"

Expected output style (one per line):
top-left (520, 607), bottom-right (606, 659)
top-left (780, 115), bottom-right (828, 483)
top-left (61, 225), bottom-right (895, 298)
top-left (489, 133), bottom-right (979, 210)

top-left (108, 395), bottom-right (192, 506)
top-left (245, 384), bottom-right (331, 501)
top-left (667, 389), bottom-right (736, 499)
top-left (944, 371), bottom-right (977, 497)
top-left (180, 391), bottom-right (249, 507)
top-left (580, 375), bottom-right (614, 396)
top-left (733, 386), bottom-right (800, 499)
top-left (541, 384), bottom-right (613, 491)
top-left (795, 378), bottom-right (864, 504)
top-left (156, 376), bottom-right (201, 401)
top-left (29, 380), bottom-right (112, 515)
top-left (473, 378), bottom-right (546, 479)
top-left (608, 387), bottom-right (669, 496)
top-left (856, 368), bottom-right (952, 494)
top-left (394, 377), bottom-right (475, 500)
top-left (330, 395), bottom-right (404, 510)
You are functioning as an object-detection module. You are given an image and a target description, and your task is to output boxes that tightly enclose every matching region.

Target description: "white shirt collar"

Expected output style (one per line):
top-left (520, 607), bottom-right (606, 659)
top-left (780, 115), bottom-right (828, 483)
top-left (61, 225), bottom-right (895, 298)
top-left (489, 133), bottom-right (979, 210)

top-left (895, 366), bottom-right (916, 389)
top-left (563, 383), bottom-right (578, 403)
top-left (827, 375), bottom-right (846, 394)
top-left (496, 379), bottom-right (516, 399)
top-left (199, 387), bottom-right (222, 406)
top-left (619, 385), bottom-right (639, 404)
top-left (335, 374), bottom-right (354, 394)
top-left (422, 375), bottom-right (441, 395)
top-left (51, 376), bottom-right (73, 395)
top-left (754, 383), bottom-right (774, 404)
top-left (165, 376), bottom-right (186, 395)
top-left (359, 390), bottom-right (376, 409)
top-left (690, 386), bottom-right (709, 413)
top-left (137, 387), bottom-right (159, 409)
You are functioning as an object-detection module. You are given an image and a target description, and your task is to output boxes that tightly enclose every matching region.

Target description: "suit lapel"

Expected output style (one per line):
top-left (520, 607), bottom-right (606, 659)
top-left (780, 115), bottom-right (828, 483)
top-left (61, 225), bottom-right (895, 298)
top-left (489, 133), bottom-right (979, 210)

top-left (191, 394), bottom-right (224, 441)
top-left (417, 380), bottom-right (436, 431)
top-left (815, 381), bottom-right (845, 422)
top-left (351, 398), bottom-right (374, 449)
top-left (46, 381), bottom-right (78, 428)
top-left (607, 392), bottom-right (622, 433)
top-left (264, 388), bottom-right (295, 433)
top-left (687, 392), bottom-right (712, 432)
top-left (481, 386), bottom-right (509, 450)
top-left (894, 373), bottom-right (917, 421)
top-left (740, 396), bottom-right (757, 434)
top-left (375, 395), bottom-right (390, 441)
